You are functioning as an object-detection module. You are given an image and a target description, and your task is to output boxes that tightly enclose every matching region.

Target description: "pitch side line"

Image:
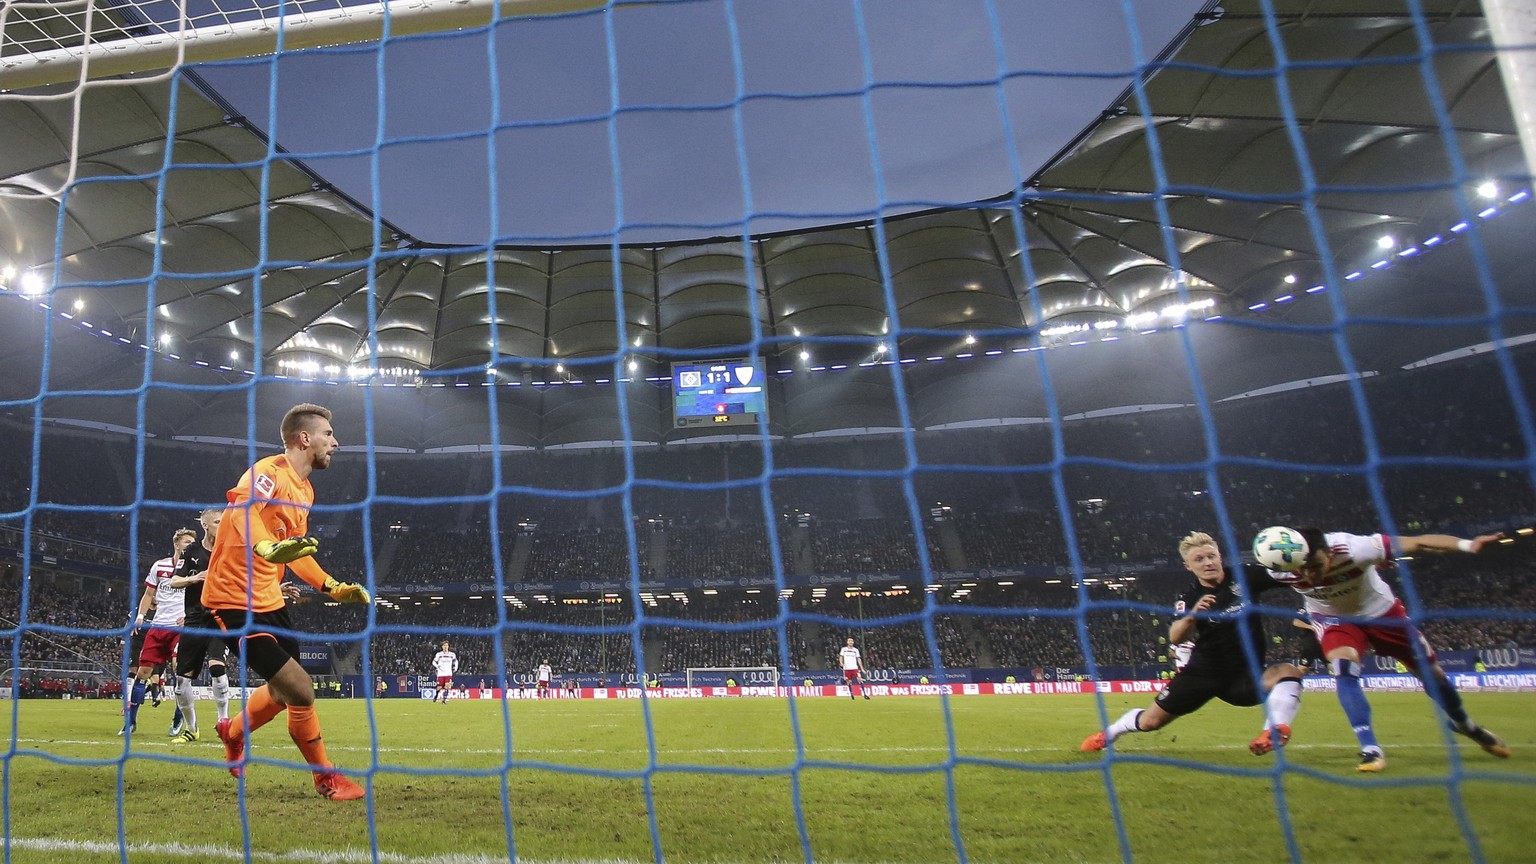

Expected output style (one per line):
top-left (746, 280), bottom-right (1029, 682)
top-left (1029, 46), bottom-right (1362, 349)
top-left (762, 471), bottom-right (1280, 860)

top-left (4, 836), bottom-right (626, 864)
top-left (6, 738), bottom-right (1470, 756)
top-left (3, 836), bottom-right (890, 864)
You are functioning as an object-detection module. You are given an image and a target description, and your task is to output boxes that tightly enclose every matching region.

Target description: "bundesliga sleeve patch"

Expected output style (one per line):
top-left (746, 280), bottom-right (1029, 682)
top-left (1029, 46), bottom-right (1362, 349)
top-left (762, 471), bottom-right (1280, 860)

top-left (254, 472), bottom-right (276, 499)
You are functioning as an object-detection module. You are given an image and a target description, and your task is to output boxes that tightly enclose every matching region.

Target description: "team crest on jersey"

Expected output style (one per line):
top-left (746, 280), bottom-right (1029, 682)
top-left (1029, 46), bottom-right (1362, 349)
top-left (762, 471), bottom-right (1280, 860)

top-left (254, 472), bottom-right (276, 499)
top-left (1231, 581), bottom-right (1244, 597)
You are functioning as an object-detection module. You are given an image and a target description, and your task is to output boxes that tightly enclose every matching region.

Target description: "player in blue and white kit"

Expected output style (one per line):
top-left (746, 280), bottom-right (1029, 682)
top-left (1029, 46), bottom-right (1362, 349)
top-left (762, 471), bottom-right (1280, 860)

top-left (120, 529), bottom-right (194, 737)
top-left (839, 638), bottom-right (870, 700)
top-left (432, 642), bottom-right (459, 703)
top-left (1265, 527), bottom-right (1509, 772)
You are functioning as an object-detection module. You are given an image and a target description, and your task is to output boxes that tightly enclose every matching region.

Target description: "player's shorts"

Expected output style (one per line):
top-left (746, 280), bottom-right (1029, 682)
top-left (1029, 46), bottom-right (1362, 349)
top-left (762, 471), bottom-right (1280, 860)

top-left (175, 609), bottom-right (229, 678)
top-left (1153, 665), bottom-right (1263, 717)
top-left (208, 607), bottom-right (299, 681)
top-left (1314, 599), bottom-right (1437, 672)
top-left (436, 676), bottom-right (453, 688)
top-left (128, 625), bottom-right (150, 667)
top-left (536, 680), bottom-right (550, 689)
top-left (137, 627), bottom-right (180, 667)
top-left (843, 669), bottom-right (861, 680)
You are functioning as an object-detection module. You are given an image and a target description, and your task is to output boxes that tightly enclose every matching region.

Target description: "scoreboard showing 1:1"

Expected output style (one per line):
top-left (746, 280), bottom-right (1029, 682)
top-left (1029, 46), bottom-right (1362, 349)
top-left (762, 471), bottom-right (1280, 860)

top-left (671, 358), bottom-right (768, 429)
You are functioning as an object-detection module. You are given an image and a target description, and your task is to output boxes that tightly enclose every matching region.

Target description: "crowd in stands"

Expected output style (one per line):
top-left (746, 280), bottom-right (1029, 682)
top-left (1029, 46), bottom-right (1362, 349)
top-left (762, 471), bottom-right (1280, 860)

top-left (1, 350), bottom-right (1533, 682)
top-left (0, 553), bottom-right (1530, 682)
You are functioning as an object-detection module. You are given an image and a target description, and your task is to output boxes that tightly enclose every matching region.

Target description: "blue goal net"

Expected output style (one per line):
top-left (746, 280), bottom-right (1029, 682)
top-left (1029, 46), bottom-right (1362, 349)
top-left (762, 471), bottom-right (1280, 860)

top-left (0, 0), bottom-right (1534, 861)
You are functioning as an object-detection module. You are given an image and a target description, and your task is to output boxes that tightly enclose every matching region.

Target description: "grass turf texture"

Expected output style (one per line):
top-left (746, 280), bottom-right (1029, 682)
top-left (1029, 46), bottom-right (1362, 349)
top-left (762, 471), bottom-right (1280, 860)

top-left (1, 692), bottom-right (1531, 863)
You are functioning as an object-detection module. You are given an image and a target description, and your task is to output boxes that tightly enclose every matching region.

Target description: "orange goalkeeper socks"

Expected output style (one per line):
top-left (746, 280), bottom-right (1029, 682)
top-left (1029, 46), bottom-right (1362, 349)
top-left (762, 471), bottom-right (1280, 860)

top-left (287, 703), bottom-right (332, 770)
top-left (231, 684), bottom-right (285, 740)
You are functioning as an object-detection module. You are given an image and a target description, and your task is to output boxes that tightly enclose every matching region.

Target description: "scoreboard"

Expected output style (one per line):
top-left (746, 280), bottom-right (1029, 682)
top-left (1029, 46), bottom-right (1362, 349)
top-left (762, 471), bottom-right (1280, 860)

top-left (671, 358), bottom-right (768, 429)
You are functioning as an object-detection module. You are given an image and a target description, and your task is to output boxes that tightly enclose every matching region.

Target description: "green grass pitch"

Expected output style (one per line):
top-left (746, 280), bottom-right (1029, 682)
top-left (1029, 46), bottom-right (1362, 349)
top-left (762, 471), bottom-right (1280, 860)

top-left (2, 691), bottom-right (1532, 863)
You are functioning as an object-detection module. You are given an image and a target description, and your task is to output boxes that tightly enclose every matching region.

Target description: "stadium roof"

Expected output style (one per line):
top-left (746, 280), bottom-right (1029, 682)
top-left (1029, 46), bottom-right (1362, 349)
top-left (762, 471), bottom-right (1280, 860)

top-left (1, 0), bottom-right (1532, 450)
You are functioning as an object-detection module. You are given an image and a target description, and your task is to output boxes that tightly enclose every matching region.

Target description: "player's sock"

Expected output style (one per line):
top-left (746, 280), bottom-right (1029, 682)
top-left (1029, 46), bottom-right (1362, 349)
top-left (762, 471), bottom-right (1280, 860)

top-left (230, 684), bottom-right (285, 741)
top-left (1265, 677), bottom-right (1302, 729)
top-left (1105, 708), bottom-right (1144, 743)
top-left (127, 680), bottom-right (146, 729)
top-left (286, 704), bottom-right (332, 770)
top-left (1423, 670), bottom-right (1471, 728)
top-left (210, 670), bottom-right (231, 721)
top-left (1332, 659), bottom-right (1380, 753)
top-left (174, 677), bottom-right (197, 733)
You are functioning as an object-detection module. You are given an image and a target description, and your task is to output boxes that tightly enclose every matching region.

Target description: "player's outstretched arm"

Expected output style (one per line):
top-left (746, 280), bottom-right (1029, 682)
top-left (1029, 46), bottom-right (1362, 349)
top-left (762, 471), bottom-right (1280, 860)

top-left (285, 555), bottom-right (369, 603)
top-left (1396, 533), bottom-right (1504, 556)
top-left (168, 569), bottom-right (208, 589)
top-left (254, 537), bottom-right (320, 564)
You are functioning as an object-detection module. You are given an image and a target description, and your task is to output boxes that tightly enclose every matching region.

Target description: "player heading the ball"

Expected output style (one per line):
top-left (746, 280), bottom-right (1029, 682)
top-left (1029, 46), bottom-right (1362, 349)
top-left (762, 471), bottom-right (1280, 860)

top-left (202, 403), bottom-right (372, 800)
top-left (1254, 525), bottom-right (1510, 772)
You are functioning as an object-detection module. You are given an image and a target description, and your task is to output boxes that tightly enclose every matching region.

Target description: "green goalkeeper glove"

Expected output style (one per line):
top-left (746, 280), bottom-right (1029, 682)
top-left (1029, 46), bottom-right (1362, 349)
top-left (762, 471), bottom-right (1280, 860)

top-left (253, 537), bottom-right (319, 564)
top-left (323, 577), bottom-right (372, 604)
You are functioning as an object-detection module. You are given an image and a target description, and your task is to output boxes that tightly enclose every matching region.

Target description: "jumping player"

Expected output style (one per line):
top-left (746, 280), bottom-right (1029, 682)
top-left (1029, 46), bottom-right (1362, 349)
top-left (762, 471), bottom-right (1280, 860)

top-left (432, 642), bottom-right (458, 703)
top-left (202, 403), bottom-right (372, 800)
top-left (1263, 526), bottom-right (1509, 772)
top-left (1081, 531), bottom-right (1304, 756)
top-left (120, 529), bottom-right (195, 737)
top-left (839, 638), bottom-right (871, 700)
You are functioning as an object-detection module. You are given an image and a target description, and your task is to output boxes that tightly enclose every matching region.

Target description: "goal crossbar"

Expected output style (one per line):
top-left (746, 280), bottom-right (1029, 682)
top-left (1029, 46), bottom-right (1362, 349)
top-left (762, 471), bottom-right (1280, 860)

top-left (0, 0), bottom-right (605, 93)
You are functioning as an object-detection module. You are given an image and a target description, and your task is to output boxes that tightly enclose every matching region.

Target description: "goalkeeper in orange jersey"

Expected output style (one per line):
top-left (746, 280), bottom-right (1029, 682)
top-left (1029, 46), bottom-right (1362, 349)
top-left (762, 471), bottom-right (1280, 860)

top-left (202, 403), bottom-right (371, 801)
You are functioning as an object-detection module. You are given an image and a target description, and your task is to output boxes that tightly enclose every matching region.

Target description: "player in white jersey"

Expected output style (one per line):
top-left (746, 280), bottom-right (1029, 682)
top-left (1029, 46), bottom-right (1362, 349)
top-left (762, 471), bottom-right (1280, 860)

top-left (838, 638), bottom-right (870, 700)
top-left (432, 642), bottom-right (459, 703)
top-left (119, 529), bottom-right (195, 737)
top-left (1265, 526), bottom-right (1510, 772)
top-left (535, 661), bottom-right (553, 698)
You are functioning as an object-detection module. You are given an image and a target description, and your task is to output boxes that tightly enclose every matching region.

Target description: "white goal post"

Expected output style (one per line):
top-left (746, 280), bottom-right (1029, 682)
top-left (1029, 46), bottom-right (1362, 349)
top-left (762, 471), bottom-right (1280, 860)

top-left (0, 0), bottom-right (605, 93)
top-left (684, 667), bottom-right (779, 689)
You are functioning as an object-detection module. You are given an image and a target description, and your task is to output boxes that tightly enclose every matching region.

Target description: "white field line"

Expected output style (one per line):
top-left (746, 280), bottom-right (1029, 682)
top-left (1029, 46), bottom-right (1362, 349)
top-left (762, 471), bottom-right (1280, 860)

top-left (3, 836), bottom-right (632, 864)
top-left (5, 738), bottom-right (1460, 756)
top-left (3, 836), bottom-right (901, 864)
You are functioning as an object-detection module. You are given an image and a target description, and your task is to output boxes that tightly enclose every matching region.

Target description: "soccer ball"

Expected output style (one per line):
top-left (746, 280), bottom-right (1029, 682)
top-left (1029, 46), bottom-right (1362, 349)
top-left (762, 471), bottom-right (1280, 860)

top-left (1252, 526), bottom-right (1309, 571)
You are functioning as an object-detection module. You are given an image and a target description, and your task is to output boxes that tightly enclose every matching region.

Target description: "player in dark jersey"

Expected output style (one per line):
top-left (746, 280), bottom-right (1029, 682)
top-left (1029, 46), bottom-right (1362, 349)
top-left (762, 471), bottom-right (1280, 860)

top-left (1081, 531), bottom-right (1305, 756)
top-left (167, 509), bottom-right (231, 743)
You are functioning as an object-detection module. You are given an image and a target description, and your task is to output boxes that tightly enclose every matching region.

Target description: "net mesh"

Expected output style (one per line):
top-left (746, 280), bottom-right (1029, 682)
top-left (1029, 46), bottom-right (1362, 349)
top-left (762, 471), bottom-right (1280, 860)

top-left (1, 0), bottom-right (1534, 862)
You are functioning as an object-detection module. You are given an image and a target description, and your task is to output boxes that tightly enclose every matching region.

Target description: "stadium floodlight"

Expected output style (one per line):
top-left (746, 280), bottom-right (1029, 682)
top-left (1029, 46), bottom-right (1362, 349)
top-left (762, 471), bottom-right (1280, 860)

top-left (1477, 181), bottom-right (1499, 199)
top-left (1377, 235), bottom-right (1395, 249)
